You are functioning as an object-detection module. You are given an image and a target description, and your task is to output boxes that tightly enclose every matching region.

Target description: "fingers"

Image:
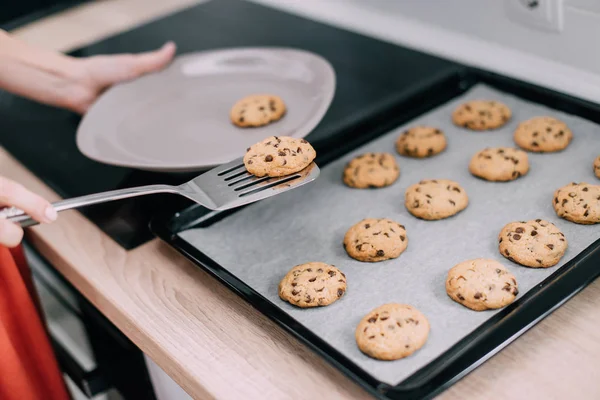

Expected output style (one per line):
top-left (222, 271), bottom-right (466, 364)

top-left (131, 41), bottom-right (177, 76)
top-left (0, 219), bottom-right (23, 248)
top-left (0, 177), bottom-right (56, 224)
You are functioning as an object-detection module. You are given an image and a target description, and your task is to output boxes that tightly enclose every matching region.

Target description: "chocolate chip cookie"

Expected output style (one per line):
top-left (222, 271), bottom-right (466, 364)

top-left (553, 182), bottom-right (600, 224)
top-left (594, 156), bottom-right (600, 179)
top-left (343, 218), bottom-right (408, 262)
top-left (278, 262), bottom-right (347, 308)
top-left (469, 147), bottom-right (529, 182)
top-left (404, 179), bottom-right (468, 220)
top-left (355, 303), bottom-right (430, 361)
top-left (452, 100), bottom-right (511, 131)
top-left (342, 153), bottom-right (400, 189)
top-left (230, 94), bottom-right (286, 127)
top-left (395, 126), bottom-right (447, 158)
top-left (446, 259), bottom-right (519, 311)
top-left (513, 116), bottom-right (573, 153)
top-left (244, 136), bottom-right (316, 177)
top-left (498, 219), bottom-right (567, 268)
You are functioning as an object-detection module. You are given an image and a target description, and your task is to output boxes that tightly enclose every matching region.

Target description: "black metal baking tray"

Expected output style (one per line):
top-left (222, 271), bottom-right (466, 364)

top-left (151, 69), bottom-right (600, 399)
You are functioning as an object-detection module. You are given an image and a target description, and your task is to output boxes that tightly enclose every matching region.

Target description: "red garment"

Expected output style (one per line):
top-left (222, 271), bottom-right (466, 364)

top-left (0, 245), bottom-right (69, 400)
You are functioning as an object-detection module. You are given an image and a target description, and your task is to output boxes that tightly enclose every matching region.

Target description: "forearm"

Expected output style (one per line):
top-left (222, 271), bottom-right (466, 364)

top-left (0, 29), bottom-right (82, 110)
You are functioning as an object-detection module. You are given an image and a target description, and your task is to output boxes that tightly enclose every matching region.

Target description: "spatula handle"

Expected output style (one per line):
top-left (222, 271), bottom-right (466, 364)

top-left (1, 184), bottom-right (177, 228)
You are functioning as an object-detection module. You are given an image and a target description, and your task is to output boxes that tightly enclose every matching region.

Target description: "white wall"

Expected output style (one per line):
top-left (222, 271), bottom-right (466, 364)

top-left (354, 0), bottom-right (600, 77)
top-left (249, 0), bottom-right (600, 103)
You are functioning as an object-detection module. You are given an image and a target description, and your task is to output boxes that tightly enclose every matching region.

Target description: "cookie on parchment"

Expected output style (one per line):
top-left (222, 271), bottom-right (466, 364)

top-left (498, 219), bottom-right (567, 268)
top-left (343, 218), bottom-right (407, 262)
top-left (404, 179), bottom-right (468, 220)
top-left (343, 153), bottom-right (400, 189)
top-left (395, 126), bottom-right (447, 158)
top-left (452, 100), bottom-right (511, 131)
top-left (244, 136), bottom-right (316, 177)
top-left (230, 94), bottom-right (286, 127)
top-left (513, 116), bottom-right (573, 153)
top-left (446, 259), bottom-right (518, 311)
top-left (553, 182), bottom-right (600, 224)
top-left (278, 262), bottom-right (347, 308)
top-left (594, 156), bottom-right (600, 179)
top-left (355, 303), bottom-right (430, 361)
top-left (469, 147), bottom-right (529, 182)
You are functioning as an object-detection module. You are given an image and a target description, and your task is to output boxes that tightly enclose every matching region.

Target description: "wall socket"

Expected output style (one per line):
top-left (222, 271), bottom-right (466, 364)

top-left (505, 0), bottom-right (564, 32)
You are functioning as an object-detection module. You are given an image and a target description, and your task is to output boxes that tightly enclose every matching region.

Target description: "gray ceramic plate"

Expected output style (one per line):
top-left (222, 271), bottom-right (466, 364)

top-left (76, 47), bottom-right (336, 172)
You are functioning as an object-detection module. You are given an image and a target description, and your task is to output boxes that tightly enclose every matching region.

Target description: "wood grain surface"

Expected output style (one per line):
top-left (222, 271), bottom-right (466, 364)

top-left (5, 1), bottom-right (600, 399)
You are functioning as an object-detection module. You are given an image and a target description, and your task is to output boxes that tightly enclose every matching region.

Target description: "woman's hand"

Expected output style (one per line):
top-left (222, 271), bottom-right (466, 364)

top-left (62, 42), bottom-right (177, 113)
top-left (0, 177), bottom-right (56, 248)
top-left (0, 30), bottom-right (176, 114)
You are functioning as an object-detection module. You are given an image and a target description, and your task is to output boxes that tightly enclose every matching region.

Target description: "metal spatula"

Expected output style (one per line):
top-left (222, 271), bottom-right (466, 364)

top-left (1, 157), bottom-right (320, 228)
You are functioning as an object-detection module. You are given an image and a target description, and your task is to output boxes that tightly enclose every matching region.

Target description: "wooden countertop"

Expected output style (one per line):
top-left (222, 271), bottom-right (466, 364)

top-left (5, 1), bottom-right (600, 399)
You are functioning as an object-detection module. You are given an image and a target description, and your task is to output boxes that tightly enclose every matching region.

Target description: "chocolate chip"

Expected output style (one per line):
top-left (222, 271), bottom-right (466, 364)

top-left (512, 171), bottom-right (520, 178)
top-left (328, 270), bottom-right (336, 277)
top-left (364, 224), bottom-right (370, 229)
top-left (291, 290), bottom-right (299, 296)
top-left (427, 148), bottom-right (433, 156)
top-left (562, 199), bottom-right (568, 206)
top-left (380, 316), bottom-right (389, 321)
top-left (546, 244), bottom-right (554, 250)
top-left (569, 192), bottom-right (576, 197)
top-left (474, 292), bottom-right (482, 299)
top-left (239, 117), bottom-right (245, 123)
top-left (368, 317), bottom-right (377, 323)
top-left (449, 200), bottom-right (456, 206)
top-left (368, 336), bottom-right (375, 339)
top-left (457, 294), bottom-right (465, 301)
top-left (532, 141), bottom-right (539, 147)
top-left (515, 227), bottom-right (524, 233)
top-left (376, 250), bottom-right (385, 257)
top-left (396, 321), bottom-right (402, 328)
top-left (291, 282), bottom-right (297, 287)
top-left (265, 155), bottom-right (273, 162)
top-left (337, 289), bottom-right (344, 297)
top-left (496, 268), bottom-right (502, 274)
top-left (309, 277), bottom-right (316, 282)
top-left (453, 187), bottom-right (461, 193)
top-left (301, 139), bottom-right (307, 144)
top-left (583, 187), bottom-right (589, 192)
top-left (400, 235), bottom-right (405, 241)
top-left (316, 287), bottom-right (324, 292)
top-left (513, 234), bottom-right (522, 240)
top-left (297, 147), bottom-right (302, 153)
top-left (584, 209), bottom-right (589, 217)
top-left (536, 259), bottom-right (543, 264)
top-left (306, 268), bottom-right (312, 272)
top-left (247, 160), bottom-right (253, 164)
top-left (531, 230), bottom-right (538, 236)
top-left (554, 197), bottom-right (558, 204)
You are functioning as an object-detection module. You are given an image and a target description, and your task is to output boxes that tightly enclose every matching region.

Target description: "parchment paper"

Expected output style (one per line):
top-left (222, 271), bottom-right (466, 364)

top-left (178, 84), bottom-right (600, 385)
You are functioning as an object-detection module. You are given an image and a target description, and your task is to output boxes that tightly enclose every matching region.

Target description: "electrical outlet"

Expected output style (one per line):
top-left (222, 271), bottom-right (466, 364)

top-left (505, 0), bottom-right (564, 32)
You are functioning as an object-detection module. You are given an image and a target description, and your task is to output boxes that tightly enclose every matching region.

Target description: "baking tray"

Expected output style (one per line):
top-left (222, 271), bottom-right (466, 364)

top-left (151, 70), bottom-right (600, 399)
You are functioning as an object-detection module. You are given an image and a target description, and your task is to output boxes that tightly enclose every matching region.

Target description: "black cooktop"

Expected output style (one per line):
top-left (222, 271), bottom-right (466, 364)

top-left (0, 0), bottom-right (462, 249)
